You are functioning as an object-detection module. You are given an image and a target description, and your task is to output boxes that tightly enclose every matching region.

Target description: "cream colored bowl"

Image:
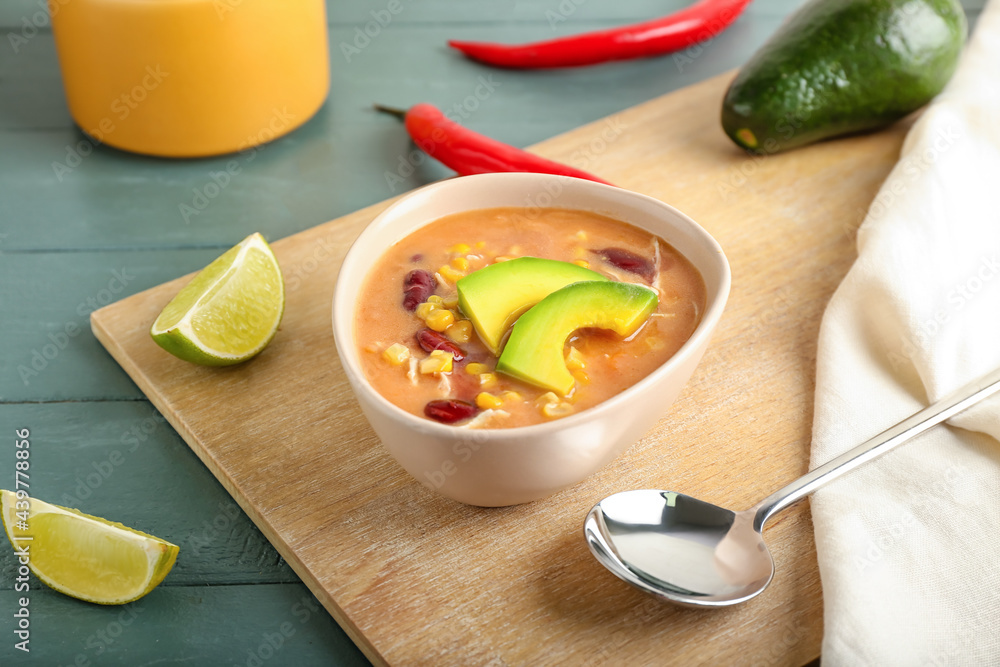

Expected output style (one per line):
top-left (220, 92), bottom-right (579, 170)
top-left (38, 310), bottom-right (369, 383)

top-left (332, 173), bottom-right (730, 507)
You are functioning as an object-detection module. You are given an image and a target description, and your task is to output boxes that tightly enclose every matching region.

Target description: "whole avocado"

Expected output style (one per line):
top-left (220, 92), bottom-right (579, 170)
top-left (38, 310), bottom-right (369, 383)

top-left (721, 0), bottom-right (967, 154)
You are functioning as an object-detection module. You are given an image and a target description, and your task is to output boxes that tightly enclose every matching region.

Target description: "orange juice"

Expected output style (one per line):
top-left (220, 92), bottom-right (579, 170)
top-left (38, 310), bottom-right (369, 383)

top-left (49, 0), bottom-right (330, 157)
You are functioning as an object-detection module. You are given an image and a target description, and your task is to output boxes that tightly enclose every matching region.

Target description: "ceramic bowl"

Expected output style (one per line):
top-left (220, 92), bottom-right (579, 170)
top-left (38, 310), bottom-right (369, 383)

top-left (332, 173), bottom-right (730, 506)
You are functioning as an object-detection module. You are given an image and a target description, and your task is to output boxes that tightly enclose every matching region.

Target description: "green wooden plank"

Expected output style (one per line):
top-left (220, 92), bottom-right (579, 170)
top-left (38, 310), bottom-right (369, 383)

top-left (0, 18), bottom-right (767, 252)
top-left (2, 3), bottom-right (981, 251)
top-left (327, 0), bottom-right (819, 23)
top-left (0, 249), bottom-right (226, 402)
top-left (0, 584), bottom-right (370, 666)
top-left (0, 0), bottom-right (837, 30)
top-left (0, 402), bottom-right (299, 588)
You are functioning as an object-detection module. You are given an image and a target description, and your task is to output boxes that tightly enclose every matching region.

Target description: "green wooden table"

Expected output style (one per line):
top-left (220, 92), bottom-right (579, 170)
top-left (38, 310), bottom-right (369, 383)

top-left (0, 1), bottom-right (983, 664)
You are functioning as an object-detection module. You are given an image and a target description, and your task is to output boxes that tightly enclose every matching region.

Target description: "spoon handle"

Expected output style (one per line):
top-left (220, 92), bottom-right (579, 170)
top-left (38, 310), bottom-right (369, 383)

top-left (753, 367), bottom-right (1000, 530)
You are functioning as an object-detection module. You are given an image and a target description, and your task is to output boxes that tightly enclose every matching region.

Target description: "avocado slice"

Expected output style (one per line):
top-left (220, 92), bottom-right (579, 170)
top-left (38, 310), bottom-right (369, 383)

top-left (496, 281), bottom-right (658, 396)
top-left (457, 257), bottom-right (607, 355)
top-left (721, 0), bottom-right (966, 154)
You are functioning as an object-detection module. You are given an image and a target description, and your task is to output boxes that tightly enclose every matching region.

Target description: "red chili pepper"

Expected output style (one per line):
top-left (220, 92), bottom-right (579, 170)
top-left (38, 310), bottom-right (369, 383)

top-left (448, 0), bottom-right (753, 69)
top-left (374, 103), bottom-right (613, 186)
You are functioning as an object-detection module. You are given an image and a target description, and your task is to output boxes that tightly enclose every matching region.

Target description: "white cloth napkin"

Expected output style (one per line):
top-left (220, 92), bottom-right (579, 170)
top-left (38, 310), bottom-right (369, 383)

top-left (810, 1), bottom-right (1000, 664)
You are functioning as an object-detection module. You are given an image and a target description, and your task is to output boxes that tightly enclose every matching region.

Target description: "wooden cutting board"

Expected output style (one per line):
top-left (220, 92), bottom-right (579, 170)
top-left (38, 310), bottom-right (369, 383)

top-left (91, 71), bottom-right (913, 666)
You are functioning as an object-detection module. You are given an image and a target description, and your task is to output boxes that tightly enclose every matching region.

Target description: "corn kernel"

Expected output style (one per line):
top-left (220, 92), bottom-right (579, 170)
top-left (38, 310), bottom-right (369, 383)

top-left (415, 302), bottom-right (438, 320)
top-left (501, 391), bottom-right (522, 403)
top-left (426, 295), bottom-right (443, 304)
top-left (382, 343), bottom-right (410, 365)
top-left (438, 265), bottom-right (465, 283)
top-left (450, 257), bottom-right (470, 272)
top-left (541, 401), bottom-right (575, 419)
top-left (476, 392), bottom-right (504, 410)
top-left (475, 241), bottom-right (486, 249)
top-left (450, 243), bottom-right (471, 254)
top-left (535, 392), bottom-right (560, 407)
top-left (572, 369), bottom-right (590, 385)
top-left (573, 246), bottom-right (587, 259)
top-left (574, 230), bottom-right (588, 241)
top-left (425, 308), bottom-right (455, 332)
top-left (479, 372), bottom-right (498, 387)
top-left (466, 362), bottom-right (490, 375)
top-left (572, 259), bottom-right (590, 269)
top-left (445, 320), bottom-right (473, 344)
top-left (442, 294), bottom-right (460, 309)
top-left (419, 350), bottom-right (453, 374)
top-left (565, 346), bottom-right (586, 371)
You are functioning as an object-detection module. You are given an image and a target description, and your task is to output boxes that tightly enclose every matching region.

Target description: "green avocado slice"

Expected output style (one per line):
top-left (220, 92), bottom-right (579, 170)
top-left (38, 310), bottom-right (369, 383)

top-left (457, 257), bottom-right (608, 355)
top-left (496, 281), bottom-right (658, 396)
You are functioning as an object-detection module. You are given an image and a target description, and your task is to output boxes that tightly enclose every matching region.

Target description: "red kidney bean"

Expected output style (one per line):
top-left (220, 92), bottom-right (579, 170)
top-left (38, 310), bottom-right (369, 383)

top-left (415, 328), bottom-right (466, 361)
top-left (424, 399), bottom-right (478, 424)
top-left (594, 247), bottom-right (656, 282)
top-left (402, 269), bottom-right (437, 311)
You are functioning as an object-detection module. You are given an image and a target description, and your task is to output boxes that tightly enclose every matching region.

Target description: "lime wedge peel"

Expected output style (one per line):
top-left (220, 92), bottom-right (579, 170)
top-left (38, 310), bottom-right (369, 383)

top-left (1, 490), bottom-right (179, 605)
top-left (150, 232), bottom-right (285, 366)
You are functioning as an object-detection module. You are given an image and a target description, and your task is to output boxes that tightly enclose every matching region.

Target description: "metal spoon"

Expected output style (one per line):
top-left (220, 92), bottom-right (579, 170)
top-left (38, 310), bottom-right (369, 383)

top-left (584, 368), bottom-right (1000, 607)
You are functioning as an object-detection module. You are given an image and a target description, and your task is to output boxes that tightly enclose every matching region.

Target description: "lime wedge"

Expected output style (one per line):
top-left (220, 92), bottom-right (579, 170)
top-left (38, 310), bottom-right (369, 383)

top-left (151, 232), bottom-right (284, 365)
top-left (1, 490), bottom-right (179, 605)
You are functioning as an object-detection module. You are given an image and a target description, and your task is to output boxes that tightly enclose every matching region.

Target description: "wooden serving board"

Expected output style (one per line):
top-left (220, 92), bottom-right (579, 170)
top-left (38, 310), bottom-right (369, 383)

top-left (91, 71), bottom-right (913, 666)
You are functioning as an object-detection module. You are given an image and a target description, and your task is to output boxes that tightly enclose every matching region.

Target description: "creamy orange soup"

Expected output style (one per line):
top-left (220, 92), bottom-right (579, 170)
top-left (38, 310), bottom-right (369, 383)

top-left (355, 207), bottom-right (706, 428)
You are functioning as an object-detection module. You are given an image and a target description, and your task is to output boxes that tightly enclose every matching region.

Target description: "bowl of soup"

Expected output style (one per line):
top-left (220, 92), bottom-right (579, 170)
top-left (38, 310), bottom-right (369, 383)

top-left (333, 173), bottom-right (730, 506)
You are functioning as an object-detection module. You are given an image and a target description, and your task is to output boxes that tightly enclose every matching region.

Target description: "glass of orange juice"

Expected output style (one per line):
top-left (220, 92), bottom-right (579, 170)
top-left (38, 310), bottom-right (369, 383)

top-left (49, 0), bottom-right (330, 157)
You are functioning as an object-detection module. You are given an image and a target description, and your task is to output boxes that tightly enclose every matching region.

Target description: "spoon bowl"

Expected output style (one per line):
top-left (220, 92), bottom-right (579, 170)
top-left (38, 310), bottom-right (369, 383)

top-left (585, 491), bottom-right (773, 607)
top-left (585, 368), bottom-right (1000, 607)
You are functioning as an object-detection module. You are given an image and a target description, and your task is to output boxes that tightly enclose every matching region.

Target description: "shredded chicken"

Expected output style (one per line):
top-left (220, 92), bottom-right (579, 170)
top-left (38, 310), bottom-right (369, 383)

top-left (406, 357), bottom-right (418, 385)
top-left (460, 409), bottom-right (511, 429)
